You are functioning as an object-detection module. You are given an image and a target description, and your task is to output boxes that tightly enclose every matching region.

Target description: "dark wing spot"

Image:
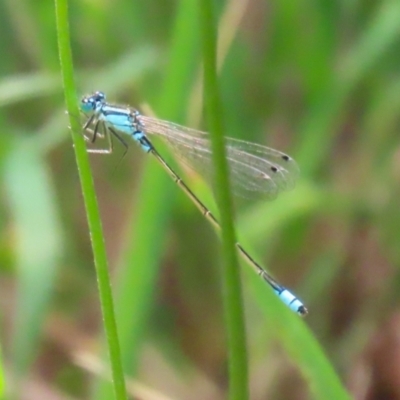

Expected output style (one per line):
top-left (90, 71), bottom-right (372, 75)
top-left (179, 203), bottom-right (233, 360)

top-left (271, 166), bottom-right (278, 173)
top-left (282, 155), bottom-right (290, 161)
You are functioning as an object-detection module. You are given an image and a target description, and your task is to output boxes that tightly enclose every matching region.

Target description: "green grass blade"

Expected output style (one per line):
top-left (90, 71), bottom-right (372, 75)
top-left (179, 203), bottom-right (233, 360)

top-left (54, 0), bottom-right (127, 398)
top-left (198, 1), bottom-right (248, 400)
top-left (249, 275), bottom-right (352, 400)
top-left (0, 344), bottom-right (4, 398)
top-left (297, 0), bottom-right (400, 175)
top-left (4, 140), bottom-right (61, 394)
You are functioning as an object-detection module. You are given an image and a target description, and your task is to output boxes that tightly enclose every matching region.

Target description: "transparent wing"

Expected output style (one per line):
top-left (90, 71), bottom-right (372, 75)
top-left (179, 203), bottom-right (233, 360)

top-left (139, 115), bottom-right (299, 200)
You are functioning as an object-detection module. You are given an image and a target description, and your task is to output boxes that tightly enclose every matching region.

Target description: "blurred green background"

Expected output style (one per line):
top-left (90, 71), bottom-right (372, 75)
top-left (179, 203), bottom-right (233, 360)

top-left (1, 0), bottom-right (400, 399)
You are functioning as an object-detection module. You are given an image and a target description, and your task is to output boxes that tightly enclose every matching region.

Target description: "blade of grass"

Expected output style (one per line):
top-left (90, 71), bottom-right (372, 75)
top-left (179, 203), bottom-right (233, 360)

top-left (198, 1), bottom-right (248, 400)
top-left (5, 140), bottom-right (62, 393)
top-left (0, 72), bottom-right (60, 107)
top-left (0, 344), bottom-right (4, 399)
top-left (54, 0), bottom-right (127, 399)
top-left (187, 0), bottom-right (249, 127)
top-left (297, 0), bottom-right (400, 175)
top-left (249, 274), bottom-right (352, 400)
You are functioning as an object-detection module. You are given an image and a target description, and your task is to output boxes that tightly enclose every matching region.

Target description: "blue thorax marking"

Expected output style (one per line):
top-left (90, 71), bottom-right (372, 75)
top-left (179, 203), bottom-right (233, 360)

top-left (101, 105), bottom-right (134, 135)
top-left (98, 104), bottom-right (152, 153)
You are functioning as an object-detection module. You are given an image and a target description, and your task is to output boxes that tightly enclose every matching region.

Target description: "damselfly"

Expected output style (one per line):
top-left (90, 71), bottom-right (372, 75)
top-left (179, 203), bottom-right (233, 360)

top-left (79, 91), bottom-right (307, 316)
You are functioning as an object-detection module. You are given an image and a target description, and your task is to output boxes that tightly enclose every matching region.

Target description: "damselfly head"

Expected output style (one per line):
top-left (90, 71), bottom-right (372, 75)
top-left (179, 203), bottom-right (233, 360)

top-left (80, 91), bottom-right (106, 113)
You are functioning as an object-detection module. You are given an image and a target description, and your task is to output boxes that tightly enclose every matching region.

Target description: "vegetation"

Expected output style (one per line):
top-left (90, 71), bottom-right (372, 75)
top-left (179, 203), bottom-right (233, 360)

top-left (1, 0), bottom-right (400, 399)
